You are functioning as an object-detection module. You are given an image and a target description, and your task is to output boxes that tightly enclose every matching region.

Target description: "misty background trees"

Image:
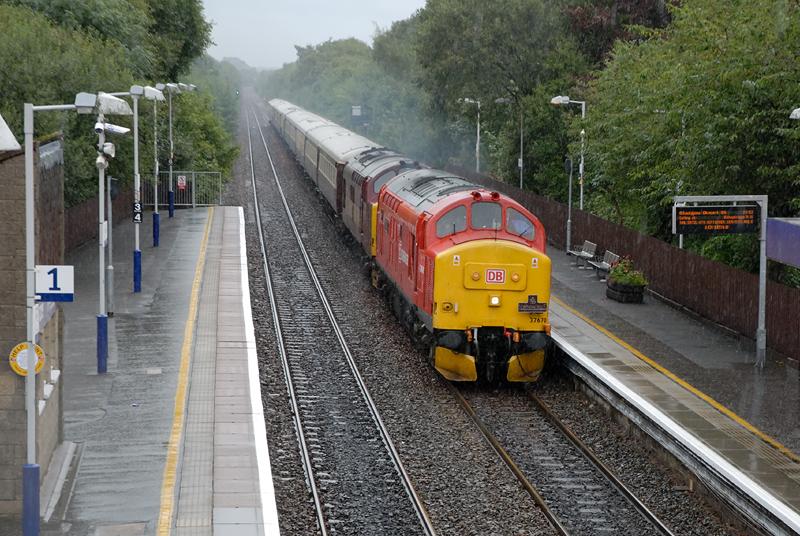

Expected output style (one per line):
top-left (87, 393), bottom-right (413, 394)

top-left (0, 0), bottom-right (238, 206)
top-left (257, 0), bottom-right (800, 281)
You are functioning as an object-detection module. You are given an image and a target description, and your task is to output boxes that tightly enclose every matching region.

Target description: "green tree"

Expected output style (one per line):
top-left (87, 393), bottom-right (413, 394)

top-left (584, 0), bottom-right (800, 270)
top-left (146, 0), bottom-right (212, 80)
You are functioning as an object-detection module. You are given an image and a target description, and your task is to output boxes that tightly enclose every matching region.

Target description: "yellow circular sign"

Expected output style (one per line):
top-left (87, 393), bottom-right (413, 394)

top-left (8, 342), bottom-right (45, 377)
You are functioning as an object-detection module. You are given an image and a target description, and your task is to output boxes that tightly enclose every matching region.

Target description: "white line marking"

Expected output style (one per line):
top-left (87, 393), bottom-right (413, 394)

top-left (240, 206), bottom-right (281, 534)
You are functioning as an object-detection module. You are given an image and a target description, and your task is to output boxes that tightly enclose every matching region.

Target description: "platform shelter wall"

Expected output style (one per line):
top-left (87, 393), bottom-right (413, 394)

top-left (460, 170), bottom-right (800, 363)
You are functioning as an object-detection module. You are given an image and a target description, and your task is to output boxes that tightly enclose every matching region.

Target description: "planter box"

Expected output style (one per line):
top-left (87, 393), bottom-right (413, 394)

top-left (606, 278), bottom-right (645, 304)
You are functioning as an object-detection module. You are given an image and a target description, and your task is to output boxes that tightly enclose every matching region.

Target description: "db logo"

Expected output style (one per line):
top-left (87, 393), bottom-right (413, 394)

top-left (486, 269), bottom-right (506, 284)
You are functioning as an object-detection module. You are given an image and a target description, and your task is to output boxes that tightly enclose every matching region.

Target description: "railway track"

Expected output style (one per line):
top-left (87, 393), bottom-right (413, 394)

top-left (245, 108), bottom-right (436, 536)
top-left (448, 383), bottom-right (675, 536)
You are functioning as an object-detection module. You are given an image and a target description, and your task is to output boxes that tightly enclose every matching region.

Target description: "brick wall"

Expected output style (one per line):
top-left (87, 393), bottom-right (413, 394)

top-left (65, 187), bottom-right (133, 253)
top-left (0, 143), bottom-right (64, 516)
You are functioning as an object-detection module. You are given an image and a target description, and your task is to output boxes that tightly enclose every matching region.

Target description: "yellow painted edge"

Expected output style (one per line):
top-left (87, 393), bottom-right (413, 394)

top-left (156, 207), bottom-right (214, 535)
top-left (552, 294), bottom-right (800, 464)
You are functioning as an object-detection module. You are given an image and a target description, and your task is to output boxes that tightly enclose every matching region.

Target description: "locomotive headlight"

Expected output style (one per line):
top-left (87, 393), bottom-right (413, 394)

top-left (471, 271), bottom-right (480, 281)
top-left (511, 273), bottom-right (520, 282)
top-left (489, 295), bottom-right (501, 307)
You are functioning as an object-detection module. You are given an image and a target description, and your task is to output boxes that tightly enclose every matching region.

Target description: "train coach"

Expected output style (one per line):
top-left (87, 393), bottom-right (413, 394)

top-left (266, 99), bottom-right (552, 382)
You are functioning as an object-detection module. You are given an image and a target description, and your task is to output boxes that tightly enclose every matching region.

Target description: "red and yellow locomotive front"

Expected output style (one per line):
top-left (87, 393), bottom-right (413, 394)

top-left (376, 171), bottom-right (551, 382)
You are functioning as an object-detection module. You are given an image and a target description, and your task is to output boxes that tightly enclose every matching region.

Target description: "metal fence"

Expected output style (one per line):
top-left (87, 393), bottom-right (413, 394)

top-left (141, 171), bottom-right (222, 208)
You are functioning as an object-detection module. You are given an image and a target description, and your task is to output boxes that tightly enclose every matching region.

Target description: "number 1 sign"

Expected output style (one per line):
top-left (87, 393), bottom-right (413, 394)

top-left (35, 265), bottom-right (74, 302)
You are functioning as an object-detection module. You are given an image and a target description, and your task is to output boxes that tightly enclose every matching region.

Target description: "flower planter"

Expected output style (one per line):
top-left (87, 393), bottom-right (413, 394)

top-left (606, 277), bottom-right (645, 304)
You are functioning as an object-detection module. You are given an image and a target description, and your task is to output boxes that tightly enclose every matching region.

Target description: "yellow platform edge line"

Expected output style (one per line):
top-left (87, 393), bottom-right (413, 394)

top-left (156, 207), bottom-right (215, 535)
top-left (551, 294), bottom-right (800, 464)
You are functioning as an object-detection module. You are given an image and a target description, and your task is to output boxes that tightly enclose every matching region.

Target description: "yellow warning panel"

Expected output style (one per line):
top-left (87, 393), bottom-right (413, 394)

top-left (8, 342), bottom-right (45, 376)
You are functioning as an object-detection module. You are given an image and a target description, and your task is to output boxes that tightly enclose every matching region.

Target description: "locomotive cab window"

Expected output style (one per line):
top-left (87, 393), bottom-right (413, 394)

top-left (506, 207), bottom-right (535, 240)
top-left (436, 205), bottom-right (467, 238)
top-left (471, 202), bottom-right (502, 230)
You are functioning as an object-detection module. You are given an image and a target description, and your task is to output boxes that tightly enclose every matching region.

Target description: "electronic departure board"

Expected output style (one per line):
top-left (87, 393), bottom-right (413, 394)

top-left (674, 205), bottom-right (759, 234)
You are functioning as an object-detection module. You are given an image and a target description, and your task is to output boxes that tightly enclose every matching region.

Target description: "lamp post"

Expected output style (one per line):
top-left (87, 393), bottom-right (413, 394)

top-left (565, 156), bottom-right (574, 255)
top-left (496, 97), bottom-right (524, 189)
top-left (109, 86), bottom-right (164, 290)
top-left (20, 92), bottom-right (103, 536)
top-left (92, 93), bottom-right (133, 374)
top-left (460, 98), bottom-right (481, 173)
top-left (551, 95), bottom-right (587, 209)
top-left (155, 82), bottom-right (196, 218)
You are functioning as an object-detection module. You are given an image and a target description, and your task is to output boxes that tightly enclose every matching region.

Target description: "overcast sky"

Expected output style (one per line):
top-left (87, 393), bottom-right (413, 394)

top-left (201, 0), bottom-right (427, 70)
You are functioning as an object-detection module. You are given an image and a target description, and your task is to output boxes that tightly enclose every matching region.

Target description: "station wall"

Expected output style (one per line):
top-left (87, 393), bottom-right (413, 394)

top-left (0, 144), bottom-right (64, 517)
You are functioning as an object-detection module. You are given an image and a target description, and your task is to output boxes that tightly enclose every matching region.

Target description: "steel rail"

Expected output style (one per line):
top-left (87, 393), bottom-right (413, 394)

top-left (445, 382), bottom-right (570, 536)
top-left (250, 107), bottom-right (438, 536)
top-left (245, 112), bottom-right (328, 536)
top-left (527, 390), bottom-right (676, 536)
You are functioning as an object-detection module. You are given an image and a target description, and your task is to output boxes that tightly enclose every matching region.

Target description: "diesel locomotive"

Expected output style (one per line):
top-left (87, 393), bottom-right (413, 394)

top-left (266, 99), bottom-right (552, 382)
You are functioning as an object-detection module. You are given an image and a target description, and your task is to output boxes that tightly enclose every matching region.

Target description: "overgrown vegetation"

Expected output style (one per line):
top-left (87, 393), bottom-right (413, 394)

top-left (257, 0), bottom-right (800, 281)
top-left (0, 1), bottom-right (237, 207)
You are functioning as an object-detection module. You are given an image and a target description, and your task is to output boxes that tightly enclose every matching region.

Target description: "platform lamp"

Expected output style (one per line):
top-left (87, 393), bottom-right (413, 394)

top-left (155, 82), bottom-right (196, 218)
top-left (18, 92), bottom-right (115, 536)
top-left (791, 107), bottom-right (800, 120)
top-left (550, 95), bottom-right (587, 210)
top-left (108, 86), bottom-right (164, 292)
top-left (90, 93), bottom-right (133, 376)
top-left (459, 97), bottom-right (481, 173)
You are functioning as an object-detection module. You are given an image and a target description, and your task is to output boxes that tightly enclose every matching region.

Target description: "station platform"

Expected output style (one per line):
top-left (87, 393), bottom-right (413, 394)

top-left (41, 206), bottom-right (278, 535)
top-left (547, 245), bottom-right (800, 533)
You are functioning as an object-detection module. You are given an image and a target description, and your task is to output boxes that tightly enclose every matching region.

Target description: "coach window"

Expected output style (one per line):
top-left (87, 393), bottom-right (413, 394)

top-left (506, 207), bottom-right (535, 240)
top-left (436, 205), bottom-right (467, 238)
top-left (471, 202), bottom-right (502, 230)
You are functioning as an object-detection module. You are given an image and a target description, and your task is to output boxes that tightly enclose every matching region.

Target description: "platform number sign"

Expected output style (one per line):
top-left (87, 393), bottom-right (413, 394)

top-left (133, 202), bottom-right (143, 223)
top-left (35, 265), bottom-right (74, 302)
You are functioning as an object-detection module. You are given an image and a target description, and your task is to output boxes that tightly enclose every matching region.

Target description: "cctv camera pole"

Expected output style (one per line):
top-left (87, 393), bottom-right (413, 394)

top-left (97, 113), bottom-right (108, 374)
top-left (153, 99), bottom-right (160, 246)
top-left (132, 94), bottom-right (142, 291)
top-left (168, 90), bottom-right (174, 218)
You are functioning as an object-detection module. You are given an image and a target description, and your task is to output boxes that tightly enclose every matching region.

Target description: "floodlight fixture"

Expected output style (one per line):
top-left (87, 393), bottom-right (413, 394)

top-left (178, 83), bottom-right (190, 91)
top-left (0, 112), bottom-right (20, 151)
top-left (130, 85), bottom-right (145, 96)
top-left (166, 83), bottom-right (180, 93)
top-left (95, 92), bottom-right (133, 116)
top-left (550, 95), bottom-right (570, 106)
top-left (75, 92), bottom-right (98, 114)
top-left (144, 86), bottom-right (165, 101)
top-left (791, 107), bottom-right (800, 120)
top-left (155, 83), bottom-right (166, 91)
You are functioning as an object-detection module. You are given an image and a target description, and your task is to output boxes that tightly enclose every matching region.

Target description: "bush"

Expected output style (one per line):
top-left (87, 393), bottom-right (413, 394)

top-left (608, 257), bottom-right (648, 286)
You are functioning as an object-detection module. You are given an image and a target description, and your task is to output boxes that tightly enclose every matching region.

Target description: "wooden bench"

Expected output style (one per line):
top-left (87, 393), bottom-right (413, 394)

top-left (568, 240), bottom-right (597, 268)
top-left (588, 250), bottom-right (620, 280)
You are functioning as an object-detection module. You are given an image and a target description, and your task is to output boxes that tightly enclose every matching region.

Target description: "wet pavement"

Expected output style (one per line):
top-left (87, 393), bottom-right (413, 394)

top-left (549, 244), bottom-right (800, 455)
top-left (51, 209), bottom-right (206, 534)
top-left (0, 207), bottom-right (278, 536)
